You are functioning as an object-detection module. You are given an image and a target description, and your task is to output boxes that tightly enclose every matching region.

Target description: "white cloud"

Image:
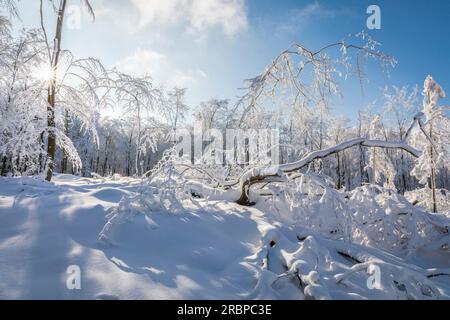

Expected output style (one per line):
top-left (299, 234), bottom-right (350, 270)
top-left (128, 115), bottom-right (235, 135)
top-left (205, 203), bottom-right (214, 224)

top-left (293, 1), bottom-right (338, 20)
top-left (130, 0), bottom-right (183, 27)
top-left (277, 1), bottom-right (352, 34)
top-left (187, 0), bottom-right (248, 37)
top-left (99, 0), bottom-right (248, 37)
top-left (115, 49), bottom-right (207, 89)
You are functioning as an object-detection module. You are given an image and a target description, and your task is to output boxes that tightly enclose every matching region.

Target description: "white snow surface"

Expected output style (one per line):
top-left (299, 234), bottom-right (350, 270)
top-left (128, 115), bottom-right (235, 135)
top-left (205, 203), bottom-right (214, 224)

top-left (0, 174), bottom-right (449, 300)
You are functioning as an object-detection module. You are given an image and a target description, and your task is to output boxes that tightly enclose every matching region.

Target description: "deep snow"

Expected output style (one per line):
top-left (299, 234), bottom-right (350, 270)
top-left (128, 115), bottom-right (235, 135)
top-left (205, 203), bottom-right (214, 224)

top-left (0, 174), bottom-right (449, 300)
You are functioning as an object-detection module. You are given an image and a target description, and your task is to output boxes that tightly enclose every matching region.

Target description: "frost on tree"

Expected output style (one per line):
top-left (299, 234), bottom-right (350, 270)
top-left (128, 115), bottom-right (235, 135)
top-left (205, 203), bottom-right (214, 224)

top-left (410, 76), bottom-right (449, 212)
top-left (366, 114), bottom-right (397, 190)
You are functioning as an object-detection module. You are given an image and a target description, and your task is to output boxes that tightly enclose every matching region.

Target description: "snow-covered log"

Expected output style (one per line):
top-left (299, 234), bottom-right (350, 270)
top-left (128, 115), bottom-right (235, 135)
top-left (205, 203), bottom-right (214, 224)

top-left (236, 138), bottom-right (421, 205)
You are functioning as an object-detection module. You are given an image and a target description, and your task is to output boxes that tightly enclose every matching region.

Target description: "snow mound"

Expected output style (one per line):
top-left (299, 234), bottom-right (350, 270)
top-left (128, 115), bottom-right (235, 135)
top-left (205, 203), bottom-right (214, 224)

top-left (89, 188), bottom-right (131, 203)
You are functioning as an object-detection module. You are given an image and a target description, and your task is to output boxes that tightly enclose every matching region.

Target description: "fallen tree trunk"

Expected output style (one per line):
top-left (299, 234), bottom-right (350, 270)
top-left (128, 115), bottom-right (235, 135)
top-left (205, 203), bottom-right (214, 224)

top-left (236, 138), bottom-right (421, 205)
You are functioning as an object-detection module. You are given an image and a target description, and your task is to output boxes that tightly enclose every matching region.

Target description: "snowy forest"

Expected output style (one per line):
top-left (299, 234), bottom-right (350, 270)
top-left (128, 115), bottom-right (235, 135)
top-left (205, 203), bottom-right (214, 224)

top-left (0, 0), bottom-right (450, 301)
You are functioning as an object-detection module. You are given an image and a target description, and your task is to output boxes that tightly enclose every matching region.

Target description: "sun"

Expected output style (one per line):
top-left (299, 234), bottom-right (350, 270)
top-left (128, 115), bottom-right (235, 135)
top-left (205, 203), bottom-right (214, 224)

top-left (33, 63), bottom-right (56, 82)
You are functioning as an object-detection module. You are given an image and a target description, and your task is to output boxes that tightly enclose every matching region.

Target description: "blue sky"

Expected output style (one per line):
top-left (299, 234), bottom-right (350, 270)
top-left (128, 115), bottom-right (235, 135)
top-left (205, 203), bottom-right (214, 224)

top-left (11, 0), bottom-right (450, 121)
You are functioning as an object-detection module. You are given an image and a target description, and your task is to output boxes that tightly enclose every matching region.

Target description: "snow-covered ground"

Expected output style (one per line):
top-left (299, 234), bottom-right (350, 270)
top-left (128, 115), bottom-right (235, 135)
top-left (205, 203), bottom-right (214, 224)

top-left (0, 174), bottom-right (449, 300)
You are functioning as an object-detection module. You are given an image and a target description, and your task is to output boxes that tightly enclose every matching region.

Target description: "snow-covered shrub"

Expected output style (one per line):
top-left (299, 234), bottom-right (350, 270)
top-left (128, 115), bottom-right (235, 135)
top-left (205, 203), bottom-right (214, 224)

top-left (347, 185), bottom-right (448, 254)
top-left (98, 149), bottom-right (192, 241)
top-left (265, 174), bottom-right (449, 255)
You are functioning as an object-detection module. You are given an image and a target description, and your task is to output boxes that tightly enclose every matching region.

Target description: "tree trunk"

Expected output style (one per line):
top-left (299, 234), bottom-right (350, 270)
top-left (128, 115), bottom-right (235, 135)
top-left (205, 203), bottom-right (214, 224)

top-left (135, 105), bottom-right (141, 176)
top-left (46, 88), bottom-right (57, 181)
top-left (431, 167), bottom-right (437, 213)
top-left (103, 156), bottom-right (108, 176)
top-left (0, 156), bottom-right (7, 176)
top-left (336, 152), bottom-right (341, 189)
top-left (61, 109), bottom-right (70, 174)
top-left (399, 152), bottom-right (407, 194)
top-left (430, 124), bottom-right (438, 213)
top-left (45, 0), bottom-right (67, 182)
top-left (126, 132), bottom-right (133, 176)
top-left (359, 145), bottom-right (365, 186)
top-left (95, 155), bottom-right (100, 174)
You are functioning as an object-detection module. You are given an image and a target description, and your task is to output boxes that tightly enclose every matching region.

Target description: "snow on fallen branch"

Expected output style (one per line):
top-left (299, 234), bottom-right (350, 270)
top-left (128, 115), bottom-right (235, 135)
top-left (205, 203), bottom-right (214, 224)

top-left (279, 138), bottom-right (421, 172)
top-left (235, 138), bottom-right (421, 205)
top-left (333, 260), bottom-right (444, 299)
top-left (257, 229), bottom-right (450, 299)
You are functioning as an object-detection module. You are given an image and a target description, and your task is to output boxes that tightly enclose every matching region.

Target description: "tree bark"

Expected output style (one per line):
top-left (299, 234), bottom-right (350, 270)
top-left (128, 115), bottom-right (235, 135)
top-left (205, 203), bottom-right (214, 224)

top-left (336, 152), bottom-right (341, 189)
top-left (1, 156), bottom-right (7, 176)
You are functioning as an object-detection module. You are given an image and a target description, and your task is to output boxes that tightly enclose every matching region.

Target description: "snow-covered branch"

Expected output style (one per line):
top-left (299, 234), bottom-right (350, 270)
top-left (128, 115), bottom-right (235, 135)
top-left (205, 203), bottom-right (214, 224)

top-left (236, 138), bottom-right (420, 205)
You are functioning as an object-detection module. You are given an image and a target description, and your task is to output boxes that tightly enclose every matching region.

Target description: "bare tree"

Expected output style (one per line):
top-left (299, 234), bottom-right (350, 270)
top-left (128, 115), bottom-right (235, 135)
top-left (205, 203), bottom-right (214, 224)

top-left (113, 71), bottom-right (161, 176)
top-left (236, 32), bottom-right (396, 127)
top-left (165, 87), bottom-right (189, 139)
